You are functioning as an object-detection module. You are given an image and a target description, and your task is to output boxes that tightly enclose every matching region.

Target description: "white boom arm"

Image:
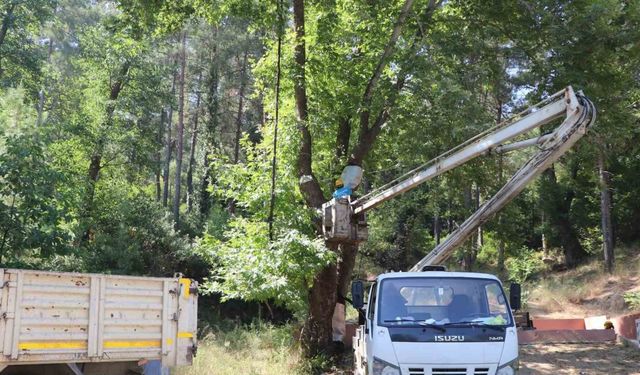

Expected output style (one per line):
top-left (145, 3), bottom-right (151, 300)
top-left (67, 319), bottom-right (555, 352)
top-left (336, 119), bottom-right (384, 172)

top-left (322, 87), bottom-right (596, 269)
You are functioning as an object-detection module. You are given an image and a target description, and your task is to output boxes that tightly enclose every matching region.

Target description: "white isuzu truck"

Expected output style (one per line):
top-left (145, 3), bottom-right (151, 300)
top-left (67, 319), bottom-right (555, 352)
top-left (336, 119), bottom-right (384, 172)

top-left (321, 86), bottom-right (595, 375)
top-left (351, 271), bottom-right (520, 375)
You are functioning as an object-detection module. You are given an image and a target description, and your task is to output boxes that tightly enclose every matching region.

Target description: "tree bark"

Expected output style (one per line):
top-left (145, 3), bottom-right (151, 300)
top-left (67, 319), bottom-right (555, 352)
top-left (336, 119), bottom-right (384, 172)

top-left (359, 0), bottom-right (417, 133)
top-left (434, 213), bottom-right (441, 244)
top-left (497, 154), bottom-right (506, 272)
top-left (227, 49), bottom-right (249, 215)
top-left (200, 29), bottom-right (219, 219)
top-left (82, 61), bottom-right (130, 241)
top-left (597, 149), bottom-right (614, 273)
top-left (86, 62), bottom-right (130, 205)
top-left (335, 117), bottom-right (351, 162)
top-left (186, 74), bottom-right (202, 213)
top-left (349, 0), bottom-right (439, 165)
top-left (0, 3), bottom-right (15, 51)
top-left (162, 73), bottom-right (177, 207)
top-left (291, 0), bottom-right (437, 356)
top-left (462, 184), bottom-right (474, 271)
top-left (292, 0), bottom-right (334, 356)
top-left (233, 50), bottom-right (248, 164)
top-left (475, 183), bottom-right (483, 248)
top-left (156, 109), bottom-right (166, 201)
top-left (302, 247), bottom-right (338, 355)
top-left (336, 243), bottom-right (359, 298)
top-left (292, 0), bottom-right (325, 209)
top-left (173, 31), bottom-right (187, 227)
top-left (542, 166), bottom-right (588, 267)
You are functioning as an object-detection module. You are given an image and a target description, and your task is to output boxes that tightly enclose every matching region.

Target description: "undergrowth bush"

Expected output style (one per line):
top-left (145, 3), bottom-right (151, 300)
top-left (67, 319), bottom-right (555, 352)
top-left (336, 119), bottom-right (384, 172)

top-left (623, 291), bottom-right (640, 310)
top-left (176, 321), bottom-right (333, 375)
top-left (505, 248), bottom-right (544, 284)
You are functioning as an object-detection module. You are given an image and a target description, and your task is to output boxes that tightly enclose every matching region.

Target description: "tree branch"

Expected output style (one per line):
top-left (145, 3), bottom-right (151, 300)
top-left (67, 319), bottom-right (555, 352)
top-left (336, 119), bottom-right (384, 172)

top-left (293, 0), bottom-right (325, 208)
top-left (0, 3), bottom-right (15, 50)
top-left (350, 1), bottom-right (439, 165)
top-left (335, 117), bottom-right (351, 161)
top-left (360, 0), bottom-right (418, 124)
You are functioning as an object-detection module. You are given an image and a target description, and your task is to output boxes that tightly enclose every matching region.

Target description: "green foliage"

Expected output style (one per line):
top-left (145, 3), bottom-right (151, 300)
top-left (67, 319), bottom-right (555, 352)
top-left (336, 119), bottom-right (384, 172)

top-left (506, 248), bottom-right (544, 284)
top-left (174, 322), bottom-right (304, 375)
top-left (84, 191), bottom-right (195, 276)
top-left (200, 219), bottom-right (335, 314)
top-left (623, 291), bottom-right (640, 311)
top-left (0, 0), bottom-right (56, 92)
top-left (1, 0), bottom-right (640, 340)
top-left (0, 134), bottom-right (73, 265)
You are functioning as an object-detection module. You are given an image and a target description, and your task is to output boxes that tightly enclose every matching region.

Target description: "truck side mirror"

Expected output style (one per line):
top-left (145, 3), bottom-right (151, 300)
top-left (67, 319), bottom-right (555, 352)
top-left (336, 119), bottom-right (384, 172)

top-left (509, 282), bottom-right (522, 311)
top-left (351, 280), bottom-right (365, 309)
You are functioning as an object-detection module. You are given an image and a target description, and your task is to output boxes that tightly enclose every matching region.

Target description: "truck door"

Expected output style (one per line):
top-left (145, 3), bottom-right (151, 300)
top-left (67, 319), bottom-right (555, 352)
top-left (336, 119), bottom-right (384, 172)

top-left (365, 282), bottom-right (377, 369)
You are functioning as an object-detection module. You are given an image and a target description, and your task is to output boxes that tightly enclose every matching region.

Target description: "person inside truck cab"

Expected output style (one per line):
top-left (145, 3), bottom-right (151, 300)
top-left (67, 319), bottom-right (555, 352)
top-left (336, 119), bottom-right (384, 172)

top-left (381, 283), bottom-right (410, 321)
top-left (448, 294), bottom-right (474, 323)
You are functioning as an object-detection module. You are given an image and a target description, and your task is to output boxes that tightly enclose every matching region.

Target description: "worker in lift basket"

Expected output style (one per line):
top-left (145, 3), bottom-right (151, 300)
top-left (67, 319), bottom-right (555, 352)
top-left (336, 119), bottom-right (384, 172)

top-left (333, 163), bottom-right (363, 198)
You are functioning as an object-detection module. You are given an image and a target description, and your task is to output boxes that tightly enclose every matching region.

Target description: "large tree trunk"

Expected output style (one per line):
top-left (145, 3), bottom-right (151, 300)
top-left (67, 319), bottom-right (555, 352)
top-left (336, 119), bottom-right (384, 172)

top-left (597, 149), bottom-right (614, 273)
top-left (186, 74), bottom-right (202, 213)
top-left (292, 0), bottom-right (334, 356)
top-left (155, 110), bottom-right (166, 201)
top-left (303, 246), bottom-right (338, 355)
top-left (173, 32), bottom-right (187, 226)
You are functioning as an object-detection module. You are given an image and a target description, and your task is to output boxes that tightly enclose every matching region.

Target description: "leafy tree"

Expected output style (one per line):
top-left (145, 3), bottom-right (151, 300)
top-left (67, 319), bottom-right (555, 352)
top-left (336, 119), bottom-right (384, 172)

top-left (0, 0), bottom-right (56, 91)
top-left (0, 134), bottom-right (72, 265)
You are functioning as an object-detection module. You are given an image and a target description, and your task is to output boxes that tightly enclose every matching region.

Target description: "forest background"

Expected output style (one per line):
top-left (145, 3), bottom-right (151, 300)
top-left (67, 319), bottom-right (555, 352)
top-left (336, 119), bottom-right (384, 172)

top-left (1, 0), bottom-right (639, 359)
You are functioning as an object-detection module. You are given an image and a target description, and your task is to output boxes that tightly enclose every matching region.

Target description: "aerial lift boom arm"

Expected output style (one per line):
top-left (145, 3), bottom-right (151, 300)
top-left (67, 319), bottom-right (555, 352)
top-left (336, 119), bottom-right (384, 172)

top-left (322, 86), bottom-right (596, 270)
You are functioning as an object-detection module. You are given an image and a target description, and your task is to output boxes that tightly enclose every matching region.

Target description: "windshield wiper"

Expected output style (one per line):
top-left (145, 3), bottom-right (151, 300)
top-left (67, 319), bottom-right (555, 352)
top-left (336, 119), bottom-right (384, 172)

top-left (417, 322), bottom-right (446, 332)
top-left (383, 319), bottom-right (446, 332)
top-left (383, 318), bottom-right (418, 323)
top-left (443, 321), bottom-right (506, 331)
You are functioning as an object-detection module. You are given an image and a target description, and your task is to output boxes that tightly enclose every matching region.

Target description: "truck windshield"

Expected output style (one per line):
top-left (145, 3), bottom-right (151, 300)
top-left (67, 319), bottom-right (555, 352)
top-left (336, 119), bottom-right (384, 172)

top-left (378, 277), bottom-right (512, 327)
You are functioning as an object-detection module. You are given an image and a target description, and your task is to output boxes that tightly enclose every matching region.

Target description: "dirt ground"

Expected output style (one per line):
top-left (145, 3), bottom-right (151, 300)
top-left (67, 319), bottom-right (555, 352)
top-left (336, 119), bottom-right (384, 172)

top-left (520, 343), bottom-right (640, 374)
top-left (328, 342), bottom-right (640, 375)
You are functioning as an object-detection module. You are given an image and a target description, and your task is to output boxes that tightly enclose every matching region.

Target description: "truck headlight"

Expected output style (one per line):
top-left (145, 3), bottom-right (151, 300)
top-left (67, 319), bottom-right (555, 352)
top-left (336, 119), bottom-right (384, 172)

top-left (372, 356), bottom-right (400, 375)
top-left (496, 358), bottom-right (519, 375)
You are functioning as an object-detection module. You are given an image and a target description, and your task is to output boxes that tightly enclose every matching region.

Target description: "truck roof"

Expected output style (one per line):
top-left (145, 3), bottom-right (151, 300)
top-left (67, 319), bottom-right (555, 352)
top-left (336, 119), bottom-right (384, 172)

top-left (376, 271), bottom-right (501, 282)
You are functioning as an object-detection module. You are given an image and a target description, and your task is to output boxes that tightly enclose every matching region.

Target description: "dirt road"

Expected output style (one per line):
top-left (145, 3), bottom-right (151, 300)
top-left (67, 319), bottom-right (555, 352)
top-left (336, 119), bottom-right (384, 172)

top-left (520, 343), bottom-right (640, 374)
top-left (330, 342), bottom-right (640, 374)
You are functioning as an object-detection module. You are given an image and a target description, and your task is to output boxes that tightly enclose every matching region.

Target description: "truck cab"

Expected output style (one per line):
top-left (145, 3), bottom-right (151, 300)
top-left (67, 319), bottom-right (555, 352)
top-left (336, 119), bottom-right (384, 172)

top-left (352, 272), bottom-right (519, 375)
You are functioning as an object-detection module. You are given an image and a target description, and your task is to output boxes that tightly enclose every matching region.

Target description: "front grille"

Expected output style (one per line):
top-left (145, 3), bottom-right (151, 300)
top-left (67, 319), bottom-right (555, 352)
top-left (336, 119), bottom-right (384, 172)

top-left (432, 369), bottom-right (467, 375)
top-left (404, 367), bottom-right (493, 375)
